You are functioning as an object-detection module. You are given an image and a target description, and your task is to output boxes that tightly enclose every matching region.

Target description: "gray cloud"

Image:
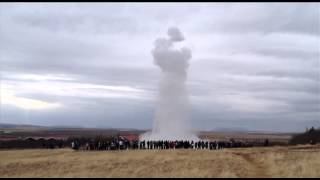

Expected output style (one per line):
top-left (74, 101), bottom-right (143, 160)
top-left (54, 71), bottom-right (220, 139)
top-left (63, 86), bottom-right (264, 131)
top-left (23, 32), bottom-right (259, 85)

top-left (199, 3), bottom-right (319, 35)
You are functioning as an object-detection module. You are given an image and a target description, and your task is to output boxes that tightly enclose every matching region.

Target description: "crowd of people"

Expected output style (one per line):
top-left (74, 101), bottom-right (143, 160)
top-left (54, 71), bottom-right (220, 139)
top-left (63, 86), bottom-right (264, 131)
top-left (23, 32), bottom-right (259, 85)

top-left (71, 138), bottom-right (259, 151)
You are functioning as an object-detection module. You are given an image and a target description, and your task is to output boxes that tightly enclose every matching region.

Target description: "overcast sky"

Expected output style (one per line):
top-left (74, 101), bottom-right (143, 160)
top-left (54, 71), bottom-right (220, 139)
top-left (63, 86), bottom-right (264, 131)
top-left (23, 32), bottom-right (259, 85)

top-left (0, 3), bottom-right (319, 132)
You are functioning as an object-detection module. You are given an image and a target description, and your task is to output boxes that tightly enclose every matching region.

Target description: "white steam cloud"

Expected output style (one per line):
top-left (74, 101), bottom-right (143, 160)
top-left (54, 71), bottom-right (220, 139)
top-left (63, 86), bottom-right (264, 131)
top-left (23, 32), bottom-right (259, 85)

top-left (140, 27), bottom-right (198, 141)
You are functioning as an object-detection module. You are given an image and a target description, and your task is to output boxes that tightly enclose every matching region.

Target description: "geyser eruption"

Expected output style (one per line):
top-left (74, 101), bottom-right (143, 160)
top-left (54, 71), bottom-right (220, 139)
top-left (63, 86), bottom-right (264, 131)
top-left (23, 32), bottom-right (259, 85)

top-left (141, 27), bottom-right (198, 141)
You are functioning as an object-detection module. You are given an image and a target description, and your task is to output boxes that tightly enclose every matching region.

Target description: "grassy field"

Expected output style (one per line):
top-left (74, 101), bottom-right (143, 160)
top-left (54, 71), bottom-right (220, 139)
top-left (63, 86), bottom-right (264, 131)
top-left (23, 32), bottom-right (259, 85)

top-left (0, 145), bottom-right (319, 178)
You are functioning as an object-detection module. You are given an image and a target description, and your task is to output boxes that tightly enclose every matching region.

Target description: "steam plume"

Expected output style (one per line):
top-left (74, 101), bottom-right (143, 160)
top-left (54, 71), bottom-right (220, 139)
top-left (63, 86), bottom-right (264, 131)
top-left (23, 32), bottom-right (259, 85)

top-left (140, 27), bottom-right (198, 141)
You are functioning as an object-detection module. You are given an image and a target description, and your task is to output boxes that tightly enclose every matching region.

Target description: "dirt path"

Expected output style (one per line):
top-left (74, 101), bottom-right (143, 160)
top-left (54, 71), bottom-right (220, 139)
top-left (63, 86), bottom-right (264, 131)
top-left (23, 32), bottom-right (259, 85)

top-left (233, 152), bottom-right (270, 178)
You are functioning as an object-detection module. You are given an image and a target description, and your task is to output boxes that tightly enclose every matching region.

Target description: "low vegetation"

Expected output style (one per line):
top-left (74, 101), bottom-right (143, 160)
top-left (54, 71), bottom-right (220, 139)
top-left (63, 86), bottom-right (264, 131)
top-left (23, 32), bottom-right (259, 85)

top-left (290, 127), bottom-right (320, 145)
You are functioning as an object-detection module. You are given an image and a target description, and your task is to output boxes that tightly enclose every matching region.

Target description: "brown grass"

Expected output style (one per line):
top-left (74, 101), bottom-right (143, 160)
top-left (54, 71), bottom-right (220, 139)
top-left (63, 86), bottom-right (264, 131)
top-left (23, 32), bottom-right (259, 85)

top-left (0, 145), bottom-right (319, 178)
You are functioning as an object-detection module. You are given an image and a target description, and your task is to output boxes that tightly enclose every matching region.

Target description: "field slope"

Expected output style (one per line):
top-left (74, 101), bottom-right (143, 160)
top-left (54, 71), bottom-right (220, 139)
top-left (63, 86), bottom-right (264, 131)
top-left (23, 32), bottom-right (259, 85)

top-left (0, 145), bottom-right (319, 178)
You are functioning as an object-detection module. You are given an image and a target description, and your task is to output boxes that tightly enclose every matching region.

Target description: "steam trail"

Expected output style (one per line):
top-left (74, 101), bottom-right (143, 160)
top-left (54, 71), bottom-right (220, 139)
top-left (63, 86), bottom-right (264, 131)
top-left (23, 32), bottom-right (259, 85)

top-left (141, 27), bottom-right (198, 141)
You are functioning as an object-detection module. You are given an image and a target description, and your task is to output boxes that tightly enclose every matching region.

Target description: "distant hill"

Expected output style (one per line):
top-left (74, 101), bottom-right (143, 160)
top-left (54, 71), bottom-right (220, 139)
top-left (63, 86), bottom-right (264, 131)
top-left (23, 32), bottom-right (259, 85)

top-left (0, 123), bottom-right (144, 132)
top-left (208, 127), bottom-right (293, 134)
top-left (210, 127), bottom-right (251, 133)
top-left (0, 123), bottom-right (46, 129)
top-left (0, 123), bottom-right (105, 130)
top-left (0, 123), bottom-right (145, 141)
top-left (212, 127), bottom-right (272, 133)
